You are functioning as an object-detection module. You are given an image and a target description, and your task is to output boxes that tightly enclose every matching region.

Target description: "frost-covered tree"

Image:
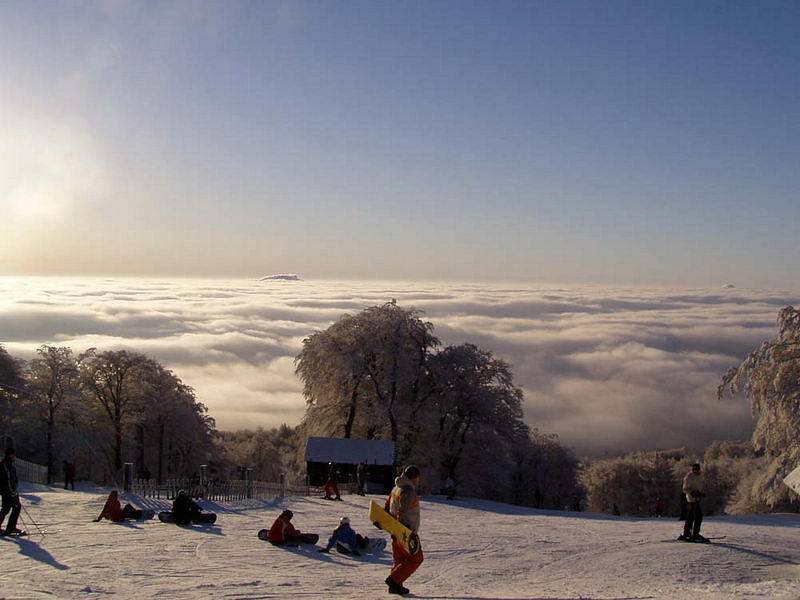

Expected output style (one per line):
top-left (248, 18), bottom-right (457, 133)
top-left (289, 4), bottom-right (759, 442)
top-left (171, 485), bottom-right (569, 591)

top-left (26, 346), bottom-right (80, 483)
top-left (137, 363), bottom-right (215, 482)
top-left (719, 306), bottom-right (800, 509)
top-left (79, 349), bottom-right (150, 472)
top-left (0, 344), bottom-right (26, 435)
top-left (428, 344), bottom-right (523, 481)
top-left (296, 302), bottom-right (438, 457)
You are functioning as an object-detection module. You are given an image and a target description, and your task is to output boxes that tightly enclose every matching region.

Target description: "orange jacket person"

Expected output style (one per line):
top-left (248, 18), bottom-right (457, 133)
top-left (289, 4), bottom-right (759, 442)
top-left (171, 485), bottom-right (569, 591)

top-left (384, 465), bottom-right (423, 596)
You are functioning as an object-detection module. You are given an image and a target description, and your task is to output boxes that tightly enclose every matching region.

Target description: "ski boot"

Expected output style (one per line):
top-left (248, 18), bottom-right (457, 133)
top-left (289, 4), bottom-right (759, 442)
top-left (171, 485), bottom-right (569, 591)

top-left (677, 533), bottom-right (691, 542)
top-left (691, 533), bottom-right (710, 544)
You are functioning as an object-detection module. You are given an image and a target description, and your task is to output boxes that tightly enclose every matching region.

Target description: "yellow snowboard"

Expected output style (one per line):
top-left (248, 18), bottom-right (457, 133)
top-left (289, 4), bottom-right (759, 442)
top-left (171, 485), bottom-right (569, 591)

top-left (368, 499), bottom-right (420, 555)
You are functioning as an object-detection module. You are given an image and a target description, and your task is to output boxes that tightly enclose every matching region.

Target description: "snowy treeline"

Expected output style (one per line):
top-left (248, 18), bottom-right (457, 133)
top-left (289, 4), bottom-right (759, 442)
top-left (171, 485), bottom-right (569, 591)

top-left (0, 345), bottom-right (216, 484)
top-left (295, 302), bottom-right (581, 507)
top-left (218, 424), bottom-right (301, 483)
top-left (582, 442), bottom-right (768, 517)
top-left (719, 305), bottom-right (800, 512)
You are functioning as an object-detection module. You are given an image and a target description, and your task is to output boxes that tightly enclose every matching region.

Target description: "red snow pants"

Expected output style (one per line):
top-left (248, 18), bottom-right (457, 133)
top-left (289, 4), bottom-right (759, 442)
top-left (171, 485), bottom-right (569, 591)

top-left (390, 538), bottom-right (424, 584)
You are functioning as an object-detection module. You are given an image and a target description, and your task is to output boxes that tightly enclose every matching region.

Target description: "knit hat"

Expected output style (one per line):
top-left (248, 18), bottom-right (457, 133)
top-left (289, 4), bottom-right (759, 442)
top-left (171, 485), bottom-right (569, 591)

top-left (282, 509), bottom-right (293, 519)
top-left (403, 465), bottom-right (421, 479)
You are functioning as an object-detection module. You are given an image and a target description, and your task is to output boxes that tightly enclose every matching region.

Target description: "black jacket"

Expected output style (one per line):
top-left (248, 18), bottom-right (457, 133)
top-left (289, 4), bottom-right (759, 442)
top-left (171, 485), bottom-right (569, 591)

top-left (0, 458), bottom-right (18, 496)
top-left (172, 494), bottom-right (201, 524)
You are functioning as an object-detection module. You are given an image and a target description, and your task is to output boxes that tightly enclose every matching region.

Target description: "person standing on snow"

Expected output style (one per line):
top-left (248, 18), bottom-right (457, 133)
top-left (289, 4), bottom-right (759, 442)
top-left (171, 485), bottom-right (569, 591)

top-left (324, 463), bottom-right (342, 501)
top-left (356, 462), bottom-right (367, 496)
top-left (0, 447), bottom-right (23, 536)
top-left (679, 462), bottom-right (707, 542)
top-left (384, 465), bottom-right (424, 596)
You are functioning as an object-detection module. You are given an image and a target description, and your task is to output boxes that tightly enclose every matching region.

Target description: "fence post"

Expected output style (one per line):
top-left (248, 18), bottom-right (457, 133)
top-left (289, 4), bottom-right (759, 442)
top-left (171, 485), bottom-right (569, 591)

top-left (246, 468), bottom-right (254, 499)
top-left (123, 462), bottom-right (134, 493)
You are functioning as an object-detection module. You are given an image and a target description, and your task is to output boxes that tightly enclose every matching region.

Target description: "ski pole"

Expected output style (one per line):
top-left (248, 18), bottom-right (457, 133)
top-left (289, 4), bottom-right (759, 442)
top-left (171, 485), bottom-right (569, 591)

top-left (20, 502), bottom-right (47, 538)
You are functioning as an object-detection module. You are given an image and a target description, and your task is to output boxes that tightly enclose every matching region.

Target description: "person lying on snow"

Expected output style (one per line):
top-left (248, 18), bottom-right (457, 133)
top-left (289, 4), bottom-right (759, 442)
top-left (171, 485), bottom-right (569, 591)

top-left (318, 516), bottom-right (372, 555)
top-left (94, 490), bottom-right (144, 522)
top-left (171, 489), bottom-right (216, 525)
top-left (266, 509), bottom-right (319, 545)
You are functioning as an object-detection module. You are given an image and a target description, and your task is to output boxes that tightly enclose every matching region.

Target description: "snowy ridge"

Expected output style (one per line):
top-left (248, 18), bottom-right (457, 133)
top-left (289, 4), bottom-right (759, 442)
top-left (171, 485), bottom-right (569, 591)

top-left (0, 485), bottom-right (798, 599)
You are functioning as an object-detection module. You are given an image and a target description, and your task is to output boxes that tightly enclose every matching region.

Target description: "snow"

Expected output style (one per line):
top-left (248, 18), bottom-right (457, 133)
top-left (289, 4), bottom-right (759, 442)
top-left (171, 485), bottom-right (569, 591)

top-left (304, 437), bottom-right (395, 465)
top-left (1, 484), bottom-right (799, 600)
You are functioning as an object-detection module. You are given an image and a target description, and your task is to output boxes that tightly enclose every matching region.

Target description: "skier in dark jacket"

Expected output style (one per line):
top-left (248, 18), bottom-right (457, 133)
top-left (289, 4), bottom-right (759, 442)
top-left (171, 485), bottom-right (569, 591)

top-left (356, 463), bottom-right (367, 496)
top-left (0, 447), bottom-right (23, 536)
top-left (63, 460), bottom-right (77, 490)
top-left (171, 490), bottom-right (216, 525)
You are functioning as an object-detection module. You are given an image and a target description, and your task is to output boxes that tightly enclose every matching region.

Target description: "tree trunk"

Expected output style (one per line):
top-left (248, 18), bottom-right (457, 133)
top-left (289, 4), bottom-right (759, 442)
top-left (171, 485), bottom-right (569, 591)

top-left (46, 410), bottom-right (55, 485)
top-left (157, 421), bottom-right (165, 485)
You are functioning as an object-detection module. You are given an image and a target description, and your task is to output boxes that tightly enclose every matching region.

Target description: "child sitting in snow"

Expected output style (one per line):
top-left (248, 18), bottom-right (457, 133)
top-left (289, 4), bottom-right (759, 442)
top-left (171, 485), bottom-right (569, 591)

top-left (319, 516), bottom-right (380, 555)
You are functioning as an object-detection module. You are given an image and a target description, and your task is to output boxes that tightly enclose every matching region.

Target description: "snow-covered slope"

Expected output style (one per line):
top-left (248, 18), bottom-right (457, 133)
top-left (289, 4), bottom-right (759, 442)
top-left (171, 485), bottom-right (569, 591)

top-left (1, 485), bottom-right (798, 599)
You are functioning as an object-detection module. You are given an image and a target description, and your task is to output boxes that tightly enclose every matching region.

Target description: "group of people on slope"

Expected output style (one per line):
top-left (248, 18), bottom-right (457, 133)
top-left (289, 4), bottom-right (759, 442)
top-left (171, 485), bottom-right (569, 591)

top-left (94, 489), bottom-right (216, 525)
top-left (324, 461), bottom-right (372, 499)
top-left (266, 465), bottom-right (424, 596)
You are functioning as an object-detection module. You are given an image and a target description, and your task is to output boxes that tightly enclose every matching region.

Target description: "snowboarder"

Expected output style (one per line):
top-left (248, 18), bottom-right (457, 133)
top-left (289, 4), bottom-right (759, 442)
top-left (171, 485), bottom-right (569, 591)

top-left (93, 490), bottom-right (145, 522)
top-left (265, 509), bottom-right (319, 545)
top-left (356, 462), bottom-right (367, 496)
top-left (0, 447), bottom-right (24, 536)
top-left (324, 463), bottom-right (342, 501)
top-left (679, 463), bottom-right (707, 542)
top-left (63, 460), bottom-right (76, 490)
top-left (169, 489), bottom-right (216, 525)
top-left (319, 516), bottom-right (366, 555)
top-left (384, 465), bottom-right (424, 596)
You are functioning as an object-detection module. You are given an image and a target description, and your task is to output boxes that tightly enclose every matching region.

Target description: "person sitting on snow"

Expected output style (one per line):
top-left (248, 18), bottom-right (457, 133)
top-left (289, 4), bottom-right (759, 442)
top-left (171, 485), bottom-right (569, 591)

top-left (266, 509), bottom-right (319, 545)
top-left (171, 489), bottom-right (216, 525)
top-left (318, 516), bottom-right (371, 555)
top-left (94, 490), bottom-right (144, 522)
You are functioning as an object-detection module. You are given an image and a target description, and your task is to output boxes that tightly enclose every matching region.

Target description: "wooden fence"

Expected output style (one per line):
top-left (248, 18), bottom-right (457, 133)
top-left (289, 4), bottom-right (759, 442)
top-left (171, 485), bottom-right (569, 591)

top-left (131, 478), bottom-right (357, 502)
top-left (16, 458), bottom-right (48, 484)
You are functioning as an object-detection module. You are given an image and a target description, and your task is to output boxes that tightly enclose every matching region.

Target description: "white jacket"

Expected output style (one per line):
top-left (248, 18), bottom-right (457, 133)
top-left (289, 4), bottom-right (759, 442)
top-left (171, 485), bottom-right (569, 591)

top-left (682, 471), bottom-right (704, 503)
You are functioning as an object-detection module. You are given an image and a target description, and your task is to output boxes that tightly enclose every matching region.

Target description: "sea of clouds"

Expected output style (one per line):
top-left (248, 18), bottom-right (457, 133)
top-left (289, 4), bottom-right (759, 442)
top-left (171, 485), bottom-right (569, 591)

top-left (1, 277), bottom-right (797, 455)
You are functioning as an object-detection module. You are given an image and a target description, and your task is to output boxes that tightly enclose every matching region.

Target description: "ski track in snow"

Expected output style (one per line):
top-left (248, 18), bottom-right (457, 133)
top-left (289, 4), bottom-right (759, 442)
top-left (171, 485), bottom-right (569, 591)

top-left (0, 486), bottom-right (798, 600)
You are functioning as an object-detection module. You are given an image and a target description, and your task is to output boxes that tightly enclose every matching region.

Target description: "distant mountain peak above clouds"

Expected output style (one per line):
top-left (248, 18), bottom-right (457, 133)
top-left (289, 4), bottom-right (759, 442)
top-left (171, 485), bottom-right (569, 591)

top-left (260, 274), bottom-right (301, 281)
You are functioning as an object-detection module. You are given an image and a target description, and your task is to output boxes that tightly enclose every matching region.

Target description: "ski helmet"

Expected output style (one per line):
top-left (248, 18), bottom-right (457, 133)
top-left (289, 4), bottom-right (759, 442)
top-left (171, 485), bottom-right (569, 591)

top-left (339, 516), bottom-right (350, 525)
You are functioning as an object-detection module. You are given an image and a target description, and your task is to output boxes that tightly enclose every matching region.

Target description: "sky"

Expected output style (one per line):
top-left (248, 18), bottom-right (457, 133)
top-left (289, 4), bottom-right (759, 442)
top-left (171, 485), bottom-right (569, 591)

top-left (1, 1), bottom-right (799, 286)
top-left (3, 277), bottom-right (797, 455)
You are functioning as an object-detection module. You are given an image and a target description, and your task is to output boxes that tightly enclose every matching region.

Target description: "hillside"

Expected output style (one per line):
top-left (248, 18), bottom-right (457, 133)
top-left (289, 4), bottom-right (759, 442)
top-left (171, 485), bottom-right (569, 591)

top-left (1, 485), bottom-right (798, 599)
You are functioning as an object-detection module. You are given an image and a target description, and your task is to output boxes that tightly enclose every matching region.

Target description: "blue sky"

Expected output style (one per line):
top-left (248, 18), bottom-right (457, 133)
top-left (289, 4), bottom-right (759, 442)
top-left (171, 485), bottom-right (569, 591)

top-left (1, 1), bottom-right (798, 286)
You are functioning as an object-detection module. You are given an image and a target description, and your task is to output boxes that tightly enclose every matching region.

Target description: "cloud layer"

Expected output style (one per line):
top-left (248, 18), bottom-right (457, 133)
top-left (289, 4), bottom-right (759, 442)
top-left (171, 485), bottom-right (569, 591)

top-left (1, 277), bottom-right (795, 455)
